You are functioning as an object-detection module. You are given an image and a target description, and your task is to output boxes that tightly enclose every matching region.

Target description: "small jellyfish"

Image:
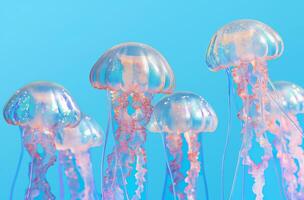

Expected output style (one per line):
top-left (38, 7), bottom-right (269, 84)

top-left (90, 42), bottom-right (175, 199)
top-left (148, 92), bottom-right (218, 200)
top-left (268, 81), bottom-right (304, 199)
top-left (3, 82), bottom-right (81, 199)
top-left (55, 114), bottom-right (103, 200)
top-left (206, 20), bottom-right (297, 200)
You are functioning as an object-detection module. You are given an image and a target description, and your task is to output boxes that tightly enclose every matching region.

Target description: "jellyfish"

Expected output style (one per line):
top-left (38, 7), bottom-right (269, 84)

top-left (147, 92), bottom-right (218, 200)
top-left (267, 81), bottom-right (304, 199)
top-left (3, 82), bottom-right (81, 199)
top-left (55, 114), bottom-right (103, 200)
top-left (205, 19), bottom-right (286, 199)
top-left (90, 42), bottom-right (175, 199)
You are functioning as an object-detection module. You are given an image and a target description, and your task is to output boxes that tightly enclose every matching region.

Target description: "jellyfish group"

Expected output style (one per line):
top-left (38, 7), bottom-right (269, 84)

top-left (3, 20), bottom-right (304, 200)
top-left (4, 82), bottom-right (102, 200)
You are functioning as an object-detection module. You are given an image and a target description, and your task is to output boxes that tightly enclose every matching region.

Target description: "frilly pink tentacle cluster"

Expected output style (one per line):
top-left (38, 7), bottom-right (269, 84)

top-left (232, 61), bottom-right (273, 200)
top-left (103, 91), bottom-right (152, 200)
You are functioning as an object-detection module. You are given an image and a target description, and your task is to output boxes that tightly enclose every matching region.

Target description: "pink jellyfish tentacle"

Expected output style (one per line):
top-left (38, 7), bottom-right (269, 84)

top-left (232, 60), bottom-right (273, 200)
top-left (184, 132), bottom-right (201, 200)
top-left (273, 131), bottom-right (298, 199)
top-left (131, 92), bottom-right (152, 200)
top-left (23, 129), bottom-right (56, 200)
top-left (268, 114), bottom-right (298, 199)
top-left (166, 133), bottom-right (185, 200)
top-left (103, 91), bottom-right (152, 200)
top-left (134, 146), bottom-right (147, 200)
top-left (103, 91), bottom-right (137, 199)
top-left (280, 115), bottom-right (304, 198)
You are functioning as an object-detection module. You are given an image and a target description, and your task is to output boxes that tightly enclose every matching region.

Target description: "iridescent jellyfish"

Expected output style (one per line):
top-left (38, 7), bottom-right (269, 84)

top-left (268, 81), bottom-right (304, 199)
top-left (90, 42), bottom-right (175, 199)
top-left (206, 20), bottom-right (284, 199)
top-left (3, 82), bottom-right (81, 199)
top-left (55, 114), bottom-right (103, 200)
top-left (147, 92), bottom-right (218, 200)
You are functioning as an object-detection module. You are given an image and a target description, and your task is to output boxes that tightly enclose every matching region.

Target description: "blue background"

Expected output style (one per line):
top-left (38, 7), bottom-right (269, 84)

top-left (1, 0), bottom-right (303, 199)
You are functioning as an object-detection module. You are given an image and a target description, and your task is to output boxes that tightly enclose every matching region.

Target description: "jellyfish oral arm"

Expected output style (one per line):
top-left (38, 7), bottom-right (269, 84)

top-left (103, 91), bottom-right (151, 200)
top-left (274, 115), bottom-right (304, 198)
top-left (60, 150), bottom-right (97, 200)
top-left (184, 132), bottom-right (201, 200)
top-left (232, 61), bottom-right (273, 200)
top-left (59, 150), bottom-right (81, 199)
top-left (165, 134), bottom-right (184, 199)
top-left (74, 151), bottom-right (97, 199)
top-left (23, 130), bottom-right (56, 200)
top-left (134, 146), bottom-right (147, 199)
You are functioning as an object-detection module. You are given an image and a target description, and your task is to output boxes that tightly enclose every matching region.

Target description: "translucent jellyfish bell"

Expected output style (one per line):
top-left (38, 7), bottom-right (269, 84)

top-left (56, 114), bottom-right (103, 153)
top-left (206, 19), bottom-right (284, 71)
top-left (90, 42), bottom-right (175, 93)
top-left (148, 92), bottom-right (218, 134)
top-left (4, 81), bottom-right (81, 130)
top-left (271, 81), bottom-right (304, 115)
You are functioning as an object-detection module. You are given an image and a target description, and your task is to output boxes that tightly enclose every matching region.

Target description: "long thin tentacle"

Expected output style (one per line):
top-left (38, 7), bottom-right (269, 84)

top-left (101, 103), bottom-right (111, 195)
top-left (10, 130), bottom-right (25, 200)
top-left (161, 133), bottom-right (177, 200)
top-left (228, 141), bottom-right (243, 200)
top-left (220, 68), bottom-right (233, 200)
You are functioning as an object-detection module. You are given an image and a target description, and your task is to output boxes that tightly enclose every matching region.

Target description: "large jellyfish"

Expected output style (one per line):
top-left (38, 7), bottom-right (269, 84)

top-left (3, 82), bottom-right (81, 199)
top-left (90, 42), bottom-right (175, 199)
top-left (147, 92), bottom-right (218, 200)
top-left (206, 20), bottom-right (285, 199)
top-left (55, 114), bottom-right (103, 200)
top-left (268, 81), bottom-right (304, 199)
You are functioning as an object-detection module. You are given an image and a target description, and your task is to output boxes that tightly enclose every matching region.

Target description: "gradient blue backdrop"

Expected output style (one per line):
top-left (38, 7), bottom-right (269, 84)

top-left (1, 0), bottom-right (303, 199)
